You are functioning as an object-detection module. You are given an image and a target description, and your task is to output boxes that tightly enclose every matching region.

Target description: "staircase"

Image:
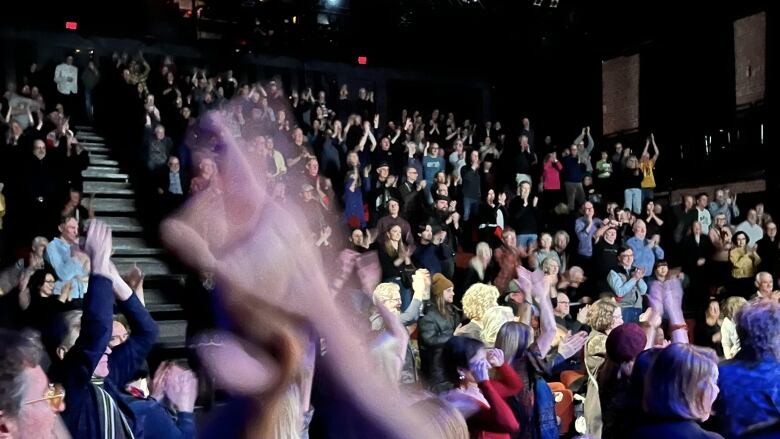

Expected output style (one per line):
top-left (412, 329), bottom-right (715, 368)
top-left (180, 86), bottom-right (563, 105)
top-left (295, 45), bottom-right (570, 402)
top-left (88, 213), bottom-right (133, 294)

top-left (75, 126), bottom-right (188, 356)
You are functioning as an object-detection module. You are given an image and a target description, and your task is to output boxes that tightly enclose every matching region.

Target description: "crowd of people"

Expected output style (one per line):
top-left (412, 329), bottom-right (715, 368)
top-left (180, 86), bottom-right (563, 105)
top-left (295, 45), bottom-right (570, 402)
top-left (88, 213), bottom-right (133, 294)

top-left (0, 49), bottom-right (779, 439)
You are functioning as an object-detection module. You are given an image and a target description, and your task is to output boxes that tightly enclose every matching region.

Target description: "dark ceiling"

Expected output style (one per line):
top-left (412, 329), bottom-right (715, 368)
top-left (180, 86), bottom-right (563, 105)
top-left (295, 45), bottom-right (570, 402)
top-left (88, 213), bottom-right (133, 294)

top-left (3, 0), bottom-right (769, 72)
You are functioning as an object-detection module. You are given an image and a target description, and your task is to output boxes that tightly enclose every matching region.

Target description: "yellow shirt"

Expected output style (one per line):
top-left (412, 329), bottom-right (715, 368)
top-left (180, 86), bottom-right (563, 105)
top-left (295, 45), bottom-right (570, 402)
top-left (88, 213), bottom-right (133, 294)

top-left (640, 159), bottom-right (656, 189)
top-left (730, 247), bottom-right (761, 279)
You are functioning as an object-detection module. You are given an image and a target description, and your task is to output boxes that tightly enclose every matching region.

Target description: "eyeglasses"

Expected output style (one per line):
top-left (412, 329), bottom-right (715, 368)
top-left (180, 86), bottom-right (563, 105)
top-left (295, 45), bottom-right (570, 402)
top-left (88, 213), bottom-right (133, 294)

top-left (24, 383), bottom-right (65, 409)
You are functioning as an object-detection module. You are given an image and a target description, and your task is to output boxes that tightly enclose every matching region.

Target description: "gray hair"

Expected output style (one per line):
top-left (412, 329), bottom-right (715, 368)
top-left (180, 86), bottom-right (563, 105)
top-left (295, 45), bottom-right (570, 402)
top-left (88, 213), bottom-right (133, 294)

top-left (0, 329), bottom-right (44, 417)
top-left (736, 300), bottom-right (780, 361)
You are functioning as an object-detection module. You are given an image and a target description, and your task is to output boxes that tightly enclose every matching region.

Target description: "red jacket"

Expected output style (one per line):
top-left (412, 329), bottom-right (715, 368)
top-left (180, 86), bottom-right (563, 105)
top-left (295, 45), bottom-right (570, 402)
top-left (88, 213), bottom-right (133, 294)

top-left (468, 363), bottom-right (524, 439)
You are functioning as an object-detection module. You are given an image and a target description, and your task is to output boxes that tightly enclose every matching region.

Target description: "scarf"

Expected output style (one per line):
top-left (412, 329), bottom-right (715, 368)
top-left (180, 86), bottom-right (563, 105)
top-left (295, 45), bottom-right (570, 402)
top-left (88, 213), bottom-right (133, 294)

top-left (92, 379), bottom-right (134, 439)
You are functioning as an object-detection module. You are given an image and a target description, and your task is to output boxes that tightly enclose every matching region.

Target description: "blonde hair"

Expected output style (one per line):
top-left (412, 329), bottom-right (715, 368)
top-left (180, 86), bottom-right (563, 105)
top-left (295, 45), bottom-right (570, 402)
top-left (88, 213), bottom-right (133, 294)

top-left (462, 283), bottom-right (500, 321)
top-left (721, 296), bottom-right (747, 320)
top-left (587, 298), bottom-right (619, 333)
top-left (475, 242), bottom-right (492, 261)
top-left (372, 282), bottom-right (400, 307)
top-left (412, 398), bottom-right (469, 439)
top-left (480, 306), bottom-right (514, 347)
top-left (643, 343), bottom-right (719, 421)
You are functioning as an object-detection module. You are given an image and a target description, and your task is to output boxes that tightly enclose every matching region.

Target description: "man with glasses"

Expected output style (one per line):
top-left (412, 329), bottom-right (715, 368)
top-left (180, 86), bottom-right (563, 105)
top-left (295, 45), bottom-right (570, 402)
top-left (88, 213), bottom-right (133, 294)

top-left (607, 245), bottom-right (648, 323)
top-left (49, 220), bottom-right (159, 439)
top-left (0, 329), bottom-right (67, 439)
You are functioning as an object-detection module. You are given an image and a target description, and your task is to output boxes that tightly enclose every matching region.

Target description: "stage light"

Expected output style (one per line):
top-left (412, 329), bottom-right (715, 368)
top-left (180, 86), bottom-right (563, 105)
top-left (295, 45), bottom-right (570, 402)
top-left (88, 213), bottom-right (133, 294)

top-left (358, 56), bottom-right (367, 65)
top-left (65, 21), bottom-right (78, 30)
top-left (75, 49), bottom-right (80, 53)
top-left (293, 16), bottom-right (298, 24)
top-left (325, 0), bottom-right (341, 7)
top-left (549, 0), bottom-right (559, 7)
top-left (532, 0), bottom-right (543, 6)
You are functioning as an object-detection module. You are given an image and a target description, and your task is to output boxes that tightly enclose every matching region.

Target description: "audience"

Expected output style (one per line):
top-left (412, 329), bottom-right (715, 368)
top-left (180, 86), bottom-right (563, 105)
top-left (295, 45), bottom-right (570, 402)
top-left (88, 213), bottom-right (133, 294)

top-left (0, 49), bottom-right (778, 439)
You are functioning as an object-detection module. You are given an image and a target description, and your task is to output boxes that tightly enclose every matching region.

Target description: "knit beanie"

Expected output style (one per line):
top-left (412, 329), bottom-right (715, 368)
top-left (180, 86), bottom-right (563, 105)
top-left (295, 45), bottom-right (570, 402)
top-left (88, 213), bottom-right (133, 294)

top-left (606, 323), bottom-right (647, 363)
top-left (431, 273), bottom-right (454, 298)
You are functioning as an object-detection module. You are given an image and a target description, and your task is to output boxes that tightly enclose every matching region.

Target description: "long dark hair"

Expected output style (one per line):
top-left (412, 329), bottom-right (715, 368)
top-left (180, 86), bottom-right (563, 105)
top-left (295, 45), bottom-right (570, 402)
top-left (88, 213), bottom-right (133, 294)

top-left (441, 336), bottom-right (484, 384)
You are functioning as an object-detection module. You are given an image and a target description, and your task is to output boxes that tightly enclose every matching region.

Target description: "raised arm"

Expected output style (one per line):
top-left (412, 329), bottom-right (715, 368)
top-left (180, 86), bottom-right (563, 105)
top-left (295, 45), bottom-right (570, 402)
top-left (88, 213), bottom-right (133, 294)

top-left (60, 221), bottom-right (115, 407)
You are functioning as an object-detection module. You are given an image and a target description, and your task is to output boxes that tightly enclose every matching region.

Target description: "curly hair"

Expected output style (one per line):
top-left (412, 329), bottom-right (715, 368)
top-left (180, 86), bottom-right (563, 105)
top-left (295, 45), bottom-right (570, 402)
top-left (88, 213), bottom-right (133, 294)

top-left (372, 282), bottom-right (400, 307)
top-left (736, 300), bottom-right (780, 361)
top-left (461, 283), bottom-right (500, 321)
top-left (588, 298), bottom-right (619, 333)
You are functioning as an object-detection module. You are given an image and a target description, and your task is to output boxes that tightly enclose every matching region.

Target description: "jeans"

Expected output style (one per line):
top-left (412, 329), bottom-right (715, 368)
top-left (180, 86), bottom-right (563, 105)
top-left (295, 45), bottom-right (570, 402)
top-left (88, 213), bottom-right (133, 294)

top-left (565, 182), bottom-right (585, 212)
top-left (621, 307), bottom-right (642, 323)
top-left (85, 90), bottom-right (94, 122)
top-left (642, 188), bottom-right (654, 204)
top-left (463, 197), bottom-right (480, 222)
top-left (624, 188), bottom-right (642, 214)
top-left (516, 234), bottom-right (538, 249)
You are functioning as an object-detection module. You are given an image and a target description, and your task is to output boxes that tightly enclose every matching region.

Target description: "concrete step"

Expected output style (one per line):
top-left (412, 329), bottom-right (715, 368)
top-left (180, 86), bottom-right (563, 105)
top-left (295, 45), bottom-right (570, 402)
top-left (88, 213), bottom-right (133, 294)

top-left (83, 197), bottom-right (136, 213)
top-left (156, 320), bottom-right (187, 349)
top-left (86, 165), bottom-right (121, 172)
top-left (90, 158), bottom-right (119, 167)
top-left (99, 216), bottom-right (142, 233)
top-left (112, 237), bottom-right (164, 256)
top-left (143, 288), bottom-right (184, 314)
top-left (82, 145), bottom-right (110, 154)
top-left (77, 134), bottom-right (106, 142)
top-left (82, 169), bottom-right (129, 181)
top-left (112, 256), bottom-right (172, 277)
top-left (83, 181), bottom-right (135, 196)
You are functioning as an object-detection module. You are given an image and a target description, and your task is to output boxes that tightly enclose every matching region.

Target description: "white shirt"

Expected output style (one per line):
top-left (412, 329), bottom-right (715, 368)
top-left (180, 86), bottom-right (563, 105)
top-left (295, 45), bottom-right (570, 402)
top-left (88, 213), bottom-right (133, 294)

top-left (721, 317), bottom-right (740, 359)
top-left (736, 221), bottom-right (763, 246)
top-left (54, 63), bottom-right (78, 94)
top-left (697, 207), bottom-right (712, 234)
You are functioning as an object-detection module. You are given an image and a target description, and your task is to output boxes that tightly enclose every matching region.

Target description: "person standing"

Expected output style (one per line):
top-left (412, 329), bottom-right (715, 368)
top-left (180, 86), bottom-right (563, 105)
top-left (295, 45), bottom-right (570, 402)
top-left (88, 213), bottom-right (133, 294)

top-left (54, 55), bottom-right (79, 120)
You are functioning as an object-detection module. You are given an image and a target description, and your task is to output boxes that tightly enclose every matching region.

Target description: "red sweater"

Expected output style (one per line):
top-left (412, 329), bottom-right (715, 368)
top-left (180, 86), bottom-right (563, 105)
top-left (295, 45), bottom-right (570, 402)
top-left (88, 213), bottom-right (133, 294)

top-left (468, 363), bottom-right (523, 439)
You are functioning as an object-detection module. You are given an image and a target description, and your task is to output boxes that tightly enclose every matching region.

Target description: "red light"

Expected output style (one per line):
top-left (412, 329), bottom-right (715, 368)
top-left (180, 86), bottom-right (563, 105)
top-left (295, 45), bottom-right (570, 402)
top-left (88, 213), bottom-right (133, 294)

top-left (65, 21), bottom-right (78, 30)
top-left (358, 56), bottom-right (367, 65)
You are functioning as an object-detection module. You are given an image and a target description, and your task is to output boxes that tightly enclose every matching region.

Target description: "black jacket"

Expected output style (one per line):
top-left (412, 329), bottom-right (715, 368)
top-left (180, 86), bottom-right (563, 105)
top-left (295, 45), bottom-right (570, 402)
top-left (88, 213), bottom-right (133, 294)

top-left (417, 303), bottom-right (460, 390)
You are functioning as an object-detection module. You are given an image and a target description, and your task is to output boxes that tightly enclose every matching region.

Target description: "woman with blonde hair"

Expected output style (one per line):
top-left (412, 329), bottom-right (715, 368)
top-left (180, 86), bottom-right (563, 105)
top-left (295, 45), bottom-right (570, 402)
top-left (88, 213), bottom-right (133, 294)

top-left (411, 398), bottom-right (469, 439)
top-left (720, 296), bottom-right (747, 359)
top-left (464, 242), bottom-right (493, 292)
top-left (583, 298), bottom-right (624, 438)
top-left (633, 343), bottom-right (721, 438)
top-left (480, 306), bottom-right (515, 347)
top-left (456, 283), bottom-right (500, 341)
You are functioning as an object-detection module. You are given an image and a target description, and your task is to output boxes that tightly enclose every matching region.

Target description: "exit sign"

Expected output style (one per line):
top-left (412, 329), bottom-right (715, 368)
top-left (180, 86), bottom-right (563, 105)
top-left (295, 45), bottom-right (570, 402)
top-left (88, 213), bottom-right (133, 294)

top-left (65, 21), bottom-right (78, 30)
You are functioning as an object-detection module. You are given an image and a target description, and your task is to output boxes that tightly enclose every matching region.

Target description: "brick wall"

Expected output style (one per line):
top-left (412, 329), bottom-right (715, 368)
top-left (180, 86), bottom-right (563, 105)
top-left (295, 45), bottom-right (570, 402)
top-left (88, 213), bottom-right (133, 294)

top-left (602, 54), bottom-right (640, 135)
top-left (734, 12), bottom-right (766, 106)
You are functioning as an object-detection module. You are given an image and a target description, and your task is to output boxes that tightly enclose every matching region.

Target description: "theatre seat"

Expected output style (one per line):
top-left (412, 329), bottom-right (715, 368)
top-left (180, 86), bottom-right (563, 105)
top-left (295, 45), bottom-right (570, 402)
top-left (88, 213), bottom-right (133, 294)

top-left (548, 382), bottom-right (574, 434)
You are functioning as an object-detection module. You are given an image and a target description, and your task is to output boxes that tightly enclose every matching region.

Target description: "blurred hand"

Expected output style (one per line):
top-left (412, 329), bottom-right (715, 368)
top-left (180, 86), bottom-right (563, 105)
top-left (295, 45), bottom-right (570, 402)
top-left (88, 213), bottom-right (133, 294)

top-left (469, 359), bottom-right (490, 382)
top-left (557, 331), bottom-right (588, 360)
top-left (165, 367), bottom-right (198, 413)
top-left (84, 220), bottom-right (112, 277)
top-left (486, 349), bottom-right (505, 368)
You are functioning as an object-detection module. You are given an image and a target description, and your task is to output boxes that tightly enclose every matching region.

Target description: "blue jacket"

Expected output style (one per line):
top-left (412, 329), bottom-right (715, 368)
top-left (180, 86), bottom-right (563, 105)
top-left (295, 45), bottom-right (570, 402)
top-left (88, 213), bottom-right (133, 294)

top-left (626, 236), bottom-right (665, 275)
top-left (125, 396), bottom-right (196, 439)
top-left (55, 275), bottom-right (160, 439)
